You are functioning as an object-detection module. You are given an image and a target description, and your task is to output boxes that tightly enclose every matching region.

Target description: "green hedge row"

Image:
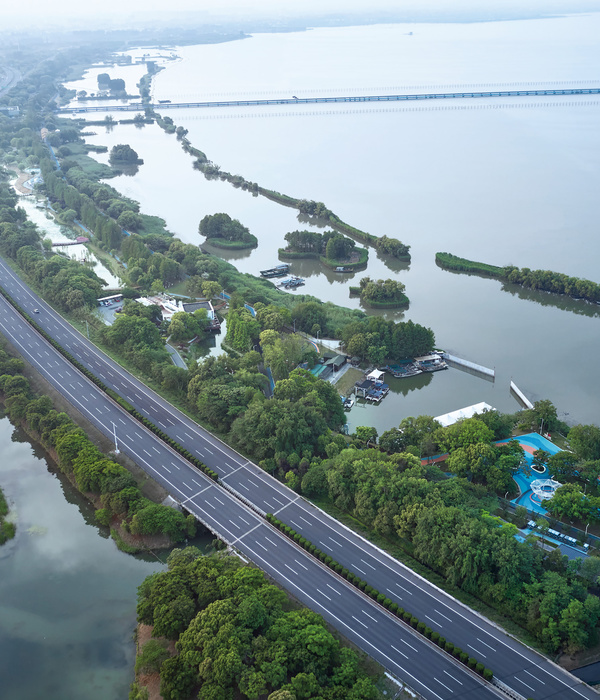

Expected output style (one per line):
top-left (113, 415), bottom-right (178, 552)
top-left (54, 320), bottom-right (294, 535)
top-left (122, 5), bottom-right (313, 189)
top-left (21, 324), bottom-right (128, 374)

top-left (0, 286), bottom-right (218, 483)
top-left (266, 513), bottom-right (494, 683)
top-left (435, 252), bottom-right (504, 278)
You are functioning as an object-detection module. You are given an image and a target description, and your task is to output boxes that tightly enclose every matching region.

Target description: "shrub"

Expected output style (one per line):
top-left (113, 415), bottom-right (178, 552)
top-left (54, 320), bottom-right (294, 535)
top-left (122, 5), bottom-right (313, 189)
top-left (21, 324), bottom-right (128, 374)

top-left (424, 627), bottom-right (432, 639)
top-left (467, 657), bottom-right (477, 669)
top-left (358, 580), bottom-right (367, 590)
top-left (410, 617), bottom-right (418, 629)
top-left (390, 602), bottom-right (399, 613)
top-left (365, 586), bottom-right (373, 596)
top-left (403, 612), bottom-right (412, 623)
top-left (383, 598), bottom-right (392, 608)
top-left (483, 668), bottom-right (493, 681)
top-left (438, 637), bottom-right (446, 648)
top-left (444, 642), bottom-right (454, 654)
top-left (95, 508), bottom-right (112, 526)
top-left (476, 663), bottom-right (485, 675)
top-left (377, 593), bottom-right (386, 604)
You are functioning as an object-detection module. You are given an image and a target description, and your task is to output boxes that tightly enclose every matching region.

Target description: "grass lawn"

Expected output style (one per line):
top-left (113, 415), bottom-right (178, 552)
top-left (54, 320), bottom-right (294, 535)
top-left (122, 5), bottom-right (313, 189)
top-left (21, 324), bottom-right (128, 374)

top-left (333, 367), bottom-right (363, 396)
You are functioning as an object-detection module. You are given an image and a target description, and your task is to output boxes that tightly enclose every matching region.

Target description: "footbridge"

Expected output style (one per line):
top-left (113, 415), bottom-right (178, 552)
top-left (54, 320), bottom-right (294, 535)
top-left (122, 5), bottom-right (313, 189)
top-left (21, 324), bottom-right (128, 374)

top-left (57, 86), bottom-right (600, 113)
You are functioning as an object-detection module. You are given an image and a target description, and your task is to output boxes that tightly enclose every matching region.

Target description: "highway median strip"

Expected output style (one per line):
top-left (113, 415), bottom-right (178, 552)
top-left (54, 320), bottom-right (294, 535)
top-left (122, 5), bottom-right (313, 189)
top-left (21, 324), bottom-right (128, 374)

top-left (0, 285), bottom-right (218, 483)
top-left (0, 284), bottom-right (506, 692)
top-left (265, 513), bottom-right (495, 684)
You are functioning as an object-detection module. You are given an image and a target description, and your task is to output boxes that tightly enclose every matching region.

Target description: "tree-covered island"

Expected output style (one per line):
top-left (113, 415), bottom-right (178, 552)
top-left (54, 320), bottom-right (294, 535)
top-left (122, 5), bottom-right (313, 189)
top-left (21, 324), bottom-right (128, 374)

top-left (199, 212), bottom-right (258, 249)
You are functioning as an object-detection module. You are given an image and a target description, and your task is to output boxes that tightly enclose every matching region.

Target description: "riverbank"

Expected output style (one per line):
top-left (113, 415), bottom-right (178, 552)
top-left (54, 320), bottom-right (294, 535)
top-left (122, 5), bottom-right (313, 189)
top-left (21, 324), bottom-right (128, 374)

top-left (0, 338), bottom-right (193, 553)
top-left (0, 485), bottom-right (15, 544)
top-left (205, 233), bottom-right (258, 249)
top-left (8, 167), bottom-right (36, 195)
top-left (279, 245), bottom-right (368, 270)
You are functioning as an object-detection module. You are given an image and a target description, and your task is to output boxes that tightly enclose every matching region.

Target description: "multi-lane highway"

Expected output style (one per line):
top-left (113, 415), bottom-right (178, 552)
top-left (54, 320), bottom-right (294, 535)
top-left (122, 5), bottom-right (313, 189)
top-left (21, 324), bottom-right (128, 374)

top-left (0, 255), bottom-right (595, 700)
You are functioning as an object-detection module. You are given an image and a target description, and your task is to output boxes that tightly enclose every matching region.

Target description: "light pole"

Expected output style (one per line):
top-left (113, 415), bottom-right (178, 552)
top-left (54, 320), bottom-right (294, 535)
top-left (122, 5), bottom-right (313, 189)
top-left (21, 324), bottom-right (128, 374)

top-left (586, 522), bottom-right (590, 536)
top-left (111, 421), bottom-right (120, 455)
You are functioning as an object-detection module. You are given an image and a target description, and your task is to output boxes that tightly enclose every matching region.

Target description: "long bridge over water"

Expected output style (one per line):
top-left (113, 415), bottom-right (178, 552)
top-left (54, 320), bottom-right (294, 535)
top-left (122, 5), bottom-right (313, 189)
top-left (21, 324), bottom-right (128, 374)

top-left (57, 86), bottom-right (600, 113)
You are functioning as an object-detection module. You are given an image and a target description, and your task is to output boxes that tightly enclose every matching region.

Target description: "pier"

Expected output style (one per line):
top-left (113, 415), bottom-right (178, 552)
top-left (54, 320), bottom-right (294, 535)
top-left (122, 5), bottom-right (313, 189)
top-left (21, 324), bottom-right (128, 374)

top-left (442, 352), bottom-right (495, 379)
top-left (510, 380), bottom-right (534, 409)
top-left (56, 86), bottom-right (600, 114)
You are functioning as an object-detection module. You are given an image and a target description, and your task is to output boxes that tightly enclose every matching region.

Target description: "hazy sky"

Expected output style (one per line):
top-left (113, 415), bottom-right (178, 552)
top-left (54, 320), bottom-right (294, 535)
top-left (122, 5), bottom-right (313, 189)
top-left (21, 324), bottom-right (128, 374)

top-left (3, 0), bottom-right (600, 31)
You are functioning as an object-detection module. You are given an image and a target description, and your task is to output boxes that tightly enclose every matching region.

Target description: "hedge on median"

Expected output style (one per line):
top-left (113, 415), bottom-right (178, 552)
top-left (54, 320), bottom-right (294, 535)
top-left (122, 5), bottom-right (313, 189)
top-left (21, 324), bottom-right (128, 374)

top-left (265, 513), bottom-right (494, 682)
top-left (0, 286), bottom-right (218, 482)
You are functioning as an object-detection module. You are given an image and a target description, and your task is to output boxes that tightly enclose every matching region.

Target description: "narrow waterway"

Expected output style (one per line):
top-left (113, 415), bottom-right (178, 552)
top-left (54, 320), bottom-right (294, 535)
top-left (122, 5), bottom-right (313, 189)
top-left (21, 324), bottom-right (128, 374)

top-left (18, 196), bottom-right (122, 289)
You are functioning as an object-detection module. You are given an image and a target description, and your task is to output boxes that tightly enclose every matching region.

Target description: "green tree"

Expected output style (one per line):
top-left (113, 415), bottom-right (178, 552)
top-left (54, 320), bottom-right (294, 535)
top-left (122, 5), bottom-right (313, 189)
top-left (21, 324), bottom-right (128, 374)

top-left (117, 210), bottom-right (142, 231)
top-left (568, 424), bottom-right (600, 461)
top-left (135, 639), bottom-right (170, 674)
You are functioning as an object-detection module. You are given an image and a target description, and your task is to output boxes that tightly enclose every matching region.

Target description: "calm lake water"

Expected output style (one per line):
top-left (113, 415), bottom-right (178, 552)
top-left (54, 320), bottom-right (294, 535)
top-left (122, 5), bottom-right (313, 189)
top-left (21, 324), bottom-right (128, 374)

top-left (0, 413), bottom-right (210, 700)
top-left (65, 14), bottom-right (600, 431)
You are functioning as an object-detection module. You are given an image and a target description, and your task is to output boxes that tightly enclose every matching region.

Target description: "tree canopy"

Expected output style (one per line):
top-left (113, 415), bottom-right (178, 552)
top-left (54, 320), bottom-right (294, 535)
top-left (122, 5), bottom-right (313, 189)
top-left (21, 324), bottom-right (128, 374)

top-left (136, 550), bottom-right (380, 700)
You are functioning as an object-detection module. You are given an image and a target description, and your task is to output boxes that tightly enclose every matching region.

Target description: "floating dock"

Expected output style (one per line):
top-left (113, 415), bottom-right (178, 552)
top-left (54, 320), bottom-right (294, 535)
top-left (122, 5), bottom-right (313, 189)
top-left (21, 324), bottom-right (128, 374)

top-left (442, 352), bottom-right (495, 379)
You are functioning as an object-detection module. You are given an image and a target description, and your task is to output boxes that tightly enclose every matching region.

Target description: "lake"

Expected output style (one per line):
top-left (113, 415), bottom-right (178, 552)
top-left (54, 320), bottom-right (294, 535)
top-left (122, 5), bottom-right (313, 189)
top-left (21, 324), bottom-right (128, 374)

top-left (64, 14), bottom-right (600, 431)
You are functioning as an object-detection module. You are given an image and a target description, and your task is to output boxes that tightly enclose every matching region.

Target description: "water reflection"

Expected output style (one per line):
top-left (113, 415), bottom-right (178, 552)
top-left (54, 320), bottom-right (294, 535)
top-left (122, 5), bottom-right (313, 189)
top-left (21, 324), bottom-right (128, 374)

top-left (500, 283), bottom-right (600, 318)
top-left (437, 265), bottom-right (600, 319)
top-left (202, 240), bottom-right (254, 261)
top-left (112, 162), bottom-right (141, 177)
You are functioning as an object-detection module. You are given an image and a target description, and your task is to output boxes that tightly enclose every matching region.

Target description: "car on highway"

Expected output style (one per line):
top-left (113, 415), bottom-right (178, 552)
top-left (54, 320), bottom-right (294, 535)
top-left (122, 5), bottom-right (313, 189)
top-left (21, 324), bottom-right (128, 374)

top-left (33, 308), bottom-right (39, 313)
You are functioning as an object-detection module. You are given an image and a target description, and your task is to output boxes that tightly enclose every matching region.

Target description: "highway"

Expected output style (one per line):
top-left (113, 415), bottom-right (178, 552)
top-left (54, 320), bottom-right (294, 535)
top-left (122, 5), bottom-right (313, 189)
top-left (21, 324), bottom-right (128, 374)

top-left (0, 256), bottom-right (596, 700)
top-left (0, 286), bottom-right (497, 700)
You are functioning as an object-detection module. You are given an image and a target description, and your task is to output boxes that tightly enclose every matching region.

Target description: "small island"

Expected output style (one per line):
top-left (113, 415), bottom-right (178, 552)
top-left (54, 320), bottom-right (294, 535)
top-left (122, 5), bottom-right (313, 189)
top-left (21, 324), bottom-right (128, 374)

top-left (278, 228), bottom-right (368, 269)
top-left (109, 143), bottom-right (144, 165)
top-left (199, 212), bottom-right (258, 249)
top-left (349, 276), bottom-right (409, 308)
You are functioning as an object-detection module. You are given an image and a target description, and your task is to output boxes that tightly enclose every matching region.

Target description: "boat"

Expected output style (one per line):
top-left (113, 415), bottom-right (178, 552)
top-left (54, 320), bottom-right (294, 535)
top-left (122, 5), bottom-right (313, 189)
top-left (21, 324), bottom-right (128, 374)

top-left (383, 363), bottom-right (422, 378)
top-left (415, 356), bottom-right (448, 372)
top-left (341, 396), bottom-right (354, 410)
top-left (260, 263), bottom-right (290, 278)
top-left (279, 276), bottom-right (305, 289)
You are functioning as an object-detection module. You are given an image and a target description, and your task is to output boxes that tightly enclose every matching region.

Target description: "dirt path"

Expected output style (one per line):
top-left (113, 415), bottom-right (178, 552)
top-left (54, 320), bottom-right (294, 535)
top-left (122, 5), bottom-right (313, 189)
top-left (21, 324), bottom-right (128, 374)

top-left (10, 167), bottom-right (35, 195)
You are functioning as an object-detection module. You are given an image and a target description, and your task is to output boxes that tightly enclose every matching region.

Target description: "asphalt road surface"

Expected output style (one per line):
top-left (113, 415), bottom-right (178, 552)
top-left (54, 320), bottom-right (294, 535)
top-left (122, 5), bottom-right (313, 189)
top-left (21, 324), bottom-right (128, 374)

top-left (0, 256), bottom-right (595, 700)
